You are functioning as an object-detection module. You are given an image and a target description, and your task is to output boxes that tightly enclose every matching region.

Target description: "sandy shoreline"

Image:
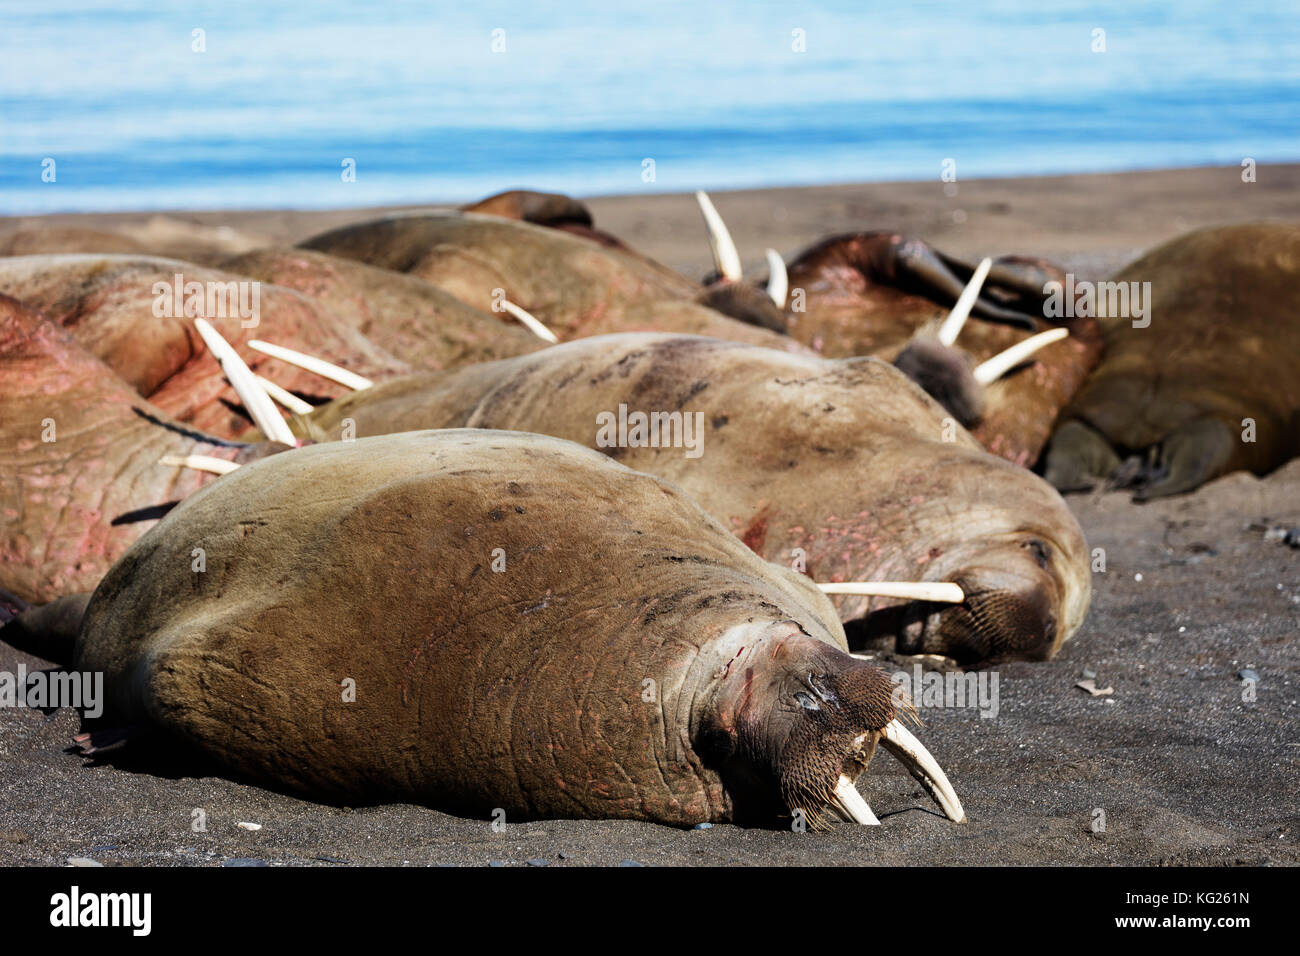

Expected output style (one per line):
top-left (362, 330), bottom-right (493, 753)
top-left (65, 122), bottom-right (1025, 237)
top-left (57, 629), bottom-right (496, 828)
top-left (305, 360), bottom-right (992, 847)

top-left (5, 164), bottom-right (1299, 281)
top-left (1, 163), bottom-right (1298, 866)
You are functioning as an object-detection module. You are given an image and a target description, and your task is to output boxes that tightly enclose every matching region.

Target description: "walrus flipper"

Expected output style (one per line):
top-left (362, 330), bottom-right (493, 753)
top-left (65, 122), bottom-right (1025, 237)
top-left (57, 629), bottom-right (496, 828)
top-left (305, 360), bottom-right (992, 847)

top-left (1134, 417), bottom-right (1236, 500)
top-left (1043, 420), bottom-right (1123, 492)
top-left (0, 593), bottom-right (91, 666)
top-left (908, 248), bottom-right (1037, 329)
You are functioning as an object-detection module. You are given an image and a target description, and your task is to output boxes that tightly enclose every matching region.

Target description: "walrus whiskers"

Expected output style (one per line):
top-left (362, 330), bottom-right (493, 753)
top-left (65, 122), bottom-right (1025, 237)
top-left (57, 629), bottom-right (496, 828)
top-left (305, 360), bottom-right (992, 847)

top-left (247, 339), bottom-right (375, 390)
top-left (972, 327), bottom-right (1070, 385)
top-left (158, 454), bottom-right (240, 476)
top-left (764, 248), bottom-right (788, 308)
top-left (696, 190), bottom-right (744, 282)
top-left (193, 319), bottom-right (297, 446)
top-left (500, 299), bottom-right (559, 343)
top-left (818, 581), bottom-right (965, 603)
top-left (255, 374), bottom-right (314, 414)
top-left (937, 257), bottom-right (993, 346)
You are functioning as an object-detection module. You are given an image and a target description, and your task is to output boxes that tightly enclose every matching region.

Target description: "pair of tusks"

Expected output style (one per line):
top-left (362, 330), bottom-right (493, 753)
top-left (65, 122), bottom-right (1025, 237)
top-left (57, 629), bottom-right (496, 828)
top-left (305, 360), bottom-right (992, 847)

top-left (696, 191), bottom-right (788, 308)
top-left (828, 720), bottom-right (967, 825)
top-left (936, 257), bottom-right (1070, 384)
top-left (696, 193), bottom-right (1068, 379)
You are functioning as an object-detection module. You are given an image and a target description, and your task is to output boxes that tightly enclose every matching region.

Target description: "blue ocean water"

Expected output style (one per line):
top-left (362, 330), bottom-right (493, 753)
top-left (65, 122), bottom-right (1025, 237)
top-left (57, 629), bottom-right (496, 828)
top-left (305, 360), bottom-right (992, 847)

top-left (1, 0), bottom-right (1297, 213)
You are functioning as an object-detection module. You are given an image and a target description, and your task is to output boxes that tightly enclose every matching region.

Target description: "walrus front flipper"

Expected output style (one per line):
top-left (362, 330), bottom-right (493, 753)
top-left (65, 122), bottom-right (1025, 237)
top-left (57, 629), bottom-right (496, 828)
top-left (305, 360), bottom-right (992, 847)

top-left (0, 593), bottom-right (91, 666)
top-left (1043, 420), bottom-right (1123, 492)
top-left (1133, 417), bottom-right (1235, 500)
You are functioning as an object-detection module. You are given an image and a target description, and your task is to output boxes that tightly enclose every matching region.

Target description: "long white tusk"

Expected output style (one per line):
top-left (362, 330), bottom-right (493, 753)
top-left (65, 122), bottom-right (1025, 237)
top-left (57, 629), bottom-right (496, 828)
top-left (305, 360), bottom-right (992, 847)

top-left (193, 319), bottom-right (298, 446)
top-left (500, 299), bottom-right (559, 344)
top-left (818, 581), bottom-right (965, 603)
top-left (695, 190), bottom-right (743, 283)
top-left (247, 340), bottom-right (374, 391)
top-left (256, 375), bottom-right (314, 415)
top-left (937, 257), bottom-right (993, 347)
top-left (764, 248), bottom-right (788, 308)
top-left (159, 454), bottom-right (240, 475)
top-left (880, 719), bottom-right (966, 823)
top-left (972, 327), bottom-right (1069, 385)
top-left (827, 774), bottom-right (880, 826)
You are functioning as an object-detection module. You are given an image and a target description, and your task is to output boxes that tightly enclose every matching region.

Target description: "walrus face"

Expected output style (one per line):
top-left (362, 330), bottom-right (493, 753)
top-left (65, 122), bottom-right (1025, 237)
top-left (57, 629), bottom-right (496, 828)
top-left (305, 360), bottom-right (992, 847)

top-left (704, 625), bottom-right (965, 828)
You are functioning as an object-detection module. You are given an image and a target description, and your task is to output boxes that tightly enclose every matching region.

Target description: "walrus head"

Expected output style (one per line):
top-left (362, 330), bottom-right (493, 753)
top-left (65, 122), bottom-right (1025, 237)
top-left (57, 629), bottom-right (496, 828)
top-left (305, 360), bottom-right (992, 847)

top-left (701, 623), bottom-right (965, 828)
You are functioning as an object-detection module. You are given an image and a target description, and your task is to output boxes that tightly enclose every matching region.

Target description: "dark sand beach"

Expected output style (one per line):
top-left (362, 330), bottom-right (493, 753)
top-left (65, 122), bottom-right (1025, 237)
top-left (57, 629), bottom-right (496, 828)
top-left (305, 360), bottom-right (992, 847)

top-left (1, 165), bottom-right (1297, 866)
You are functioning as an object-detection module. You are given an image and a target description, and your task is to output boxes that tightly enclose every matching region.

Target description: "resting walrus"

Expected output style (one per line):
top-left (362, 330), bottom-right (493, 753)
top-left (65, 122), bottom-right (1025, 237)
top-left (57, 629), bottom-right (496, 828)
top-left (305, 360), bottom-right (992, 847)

top-left (1043, 223), bottom-right (1300, 498)
top-left (236, 333), bottom-right (1091, 664)
top-left (2, 430), bottom-right (965, 829)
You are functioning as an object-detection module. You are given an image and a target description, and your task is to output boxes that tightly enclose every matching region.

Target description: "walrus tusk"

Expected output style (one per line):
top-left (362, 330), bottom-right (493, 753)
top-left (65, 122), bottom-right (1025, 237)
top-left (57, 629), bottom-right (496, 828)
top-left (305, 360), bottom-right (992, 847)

top-left (193, 319), bottom-right (298, 446)
top-left (246, 339), bottom-right (374, 391)
top-left (880, 719), bottom-right (967, 823)
top-left (828, 775), bottom-right (881, 826)
top-left (764, 248), bottom-right (788, 308)
top-left (500, 299), bottom-right (560, 344)
top-left (818, 581), bottom-right (965, 603)
top-left (696, 190), bottom-right (744, 283)
top-left (158, 454), bottom-right (241, 475)
top-left (972, 327), bottom-right (1070, 385)
top-left (937, 257), bottom-right (993, 347)
top-left (256, 375), bottom-right (314, 415)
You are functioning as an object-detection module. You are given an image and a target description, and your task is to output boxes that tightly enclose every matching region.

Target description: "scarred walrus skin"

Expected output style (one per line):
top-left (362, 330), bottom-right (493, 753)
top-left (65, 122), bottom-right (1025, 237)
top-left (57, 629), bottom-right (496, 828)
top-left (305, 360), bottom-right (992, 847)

top-left (0, 254), bottom-right (410, 439)
top-left (1043, 223), bottom-right (1300, 498)
top-left (218, 247), bottom-right (546, 370)
top-left (9, 429), bottom-right (966, 828)
top-left (296, 214), bottom-right (808, 353)
top-left (0, 295), bottom-right (285, 603)
top-left (286, 334), bottom-right (1091, 664)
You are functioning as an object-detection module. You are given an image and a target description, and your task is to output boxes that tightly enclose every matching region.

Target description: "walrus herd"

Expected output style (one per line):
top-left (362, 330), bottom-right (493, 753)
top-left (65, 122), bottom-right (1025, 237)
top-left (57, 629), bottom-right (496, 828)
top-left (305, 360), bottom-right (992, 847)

top-left (2, 188), bottom-right (1296, 830)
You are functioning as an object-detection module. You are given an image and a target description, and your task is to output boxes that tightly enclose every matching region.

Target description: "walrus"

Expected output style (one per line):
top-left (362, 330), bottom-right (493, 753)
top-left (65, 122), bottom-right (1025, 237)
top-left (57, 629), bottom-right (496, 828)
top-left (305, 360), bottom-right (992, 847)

top-left (238, 332), bottom-right (1091, 664)
top-left (689, 201), bottom-right (1104, 466)
top-left (1043, 222), bottom-right (1300, 498)
top-left (2, 429), bottom-right (966, 829)
top-left (0, 295), bottom-right (284, 603)
top-left (0, 254), bottom-right (410, 439)
top-left (217, 246), bottom-right (547, 368)
top-left (296, 213), bottom-right (808, 353)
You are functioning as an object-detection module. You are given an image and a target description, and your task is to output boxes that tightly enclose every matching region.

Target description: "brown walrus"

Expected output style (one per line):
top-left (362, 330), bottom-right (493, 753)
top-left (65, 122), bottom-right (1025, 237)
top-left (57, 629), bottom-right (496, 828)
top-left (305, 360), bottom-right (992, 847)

top-left (251, 333), bottom-right (1091, 664)
top-left (0, 254), bottom-right (409, 438)
top-left (2, 429), bottom-right (966, 829)
top-left (1043, 223), bottom-right (1300, 498)
top-left (0, 295), bottom-right (283, 603)
top-left (217, 247), bottom-right (546, 369)
top-left (296, 213), bottom-right (807, 353)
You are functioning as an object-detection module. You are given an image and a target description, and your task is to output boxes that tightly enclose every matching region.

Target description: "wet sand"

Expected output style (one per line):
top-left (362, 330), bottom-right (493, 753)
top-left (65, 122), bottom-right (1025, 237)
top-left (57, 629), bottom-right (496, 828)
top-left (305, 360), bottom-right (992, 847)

top-left (1, 165), bottom-right (1297, 865)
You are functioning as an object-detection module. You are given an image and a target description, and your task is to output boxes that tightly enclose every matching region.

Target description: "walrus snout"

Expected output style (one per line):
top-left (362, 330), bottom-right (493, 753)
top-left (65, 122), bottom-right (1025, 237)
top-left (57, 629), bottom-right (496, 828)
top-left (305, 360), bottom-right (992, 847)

top-left (892, 336), bottom-right (986, 427)
top-left (930, 560), bottom-right (1061, 663)
top-left (707, 631), bottom-right (965, 828)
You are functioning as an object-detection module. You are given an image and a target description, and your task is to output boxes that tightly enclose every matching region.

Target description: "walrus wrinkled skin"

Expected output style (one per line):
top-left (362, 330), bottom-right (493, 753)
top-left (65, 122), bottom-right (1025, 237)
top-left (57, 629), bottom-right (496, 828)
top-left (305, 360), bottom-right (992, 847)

top-left (1044, 223), bottom-right (1300, 498)
top-left (219, 247), bottom-right (545, 370)
top-left (61, 429), bottom-right (944, 828)
top-left (0, 295), bottom-right (284, 602)
top-left (292, 334), bottom-right (1091, 664)
top-left (0, 254), bottom-right (409, 438)
top-left (297, 214), bottom-right (807, 353)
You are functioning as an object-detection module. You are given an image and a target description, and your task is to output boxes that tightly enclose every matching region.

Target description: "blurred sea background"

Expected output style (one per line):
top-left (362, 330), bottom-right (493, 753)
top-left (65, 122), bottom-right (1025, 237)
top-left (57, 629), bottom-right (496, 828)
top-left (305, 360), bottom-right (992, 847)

top-left (2, 0), bottom-right (1297, 213)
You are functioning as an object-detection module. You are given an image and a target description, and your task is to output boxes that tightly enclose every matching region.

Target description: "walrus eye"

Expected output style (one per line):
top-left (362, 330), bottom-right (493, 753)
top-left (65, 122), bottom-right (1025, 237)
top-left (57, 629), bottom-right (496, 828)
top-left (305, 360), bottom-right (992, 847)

top-left (808, 673), bottom-right (839, 705)
top-left (794, 691), bottom-right (820, 711)
top-left (1022, 539), bottom-right (1052, 568)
